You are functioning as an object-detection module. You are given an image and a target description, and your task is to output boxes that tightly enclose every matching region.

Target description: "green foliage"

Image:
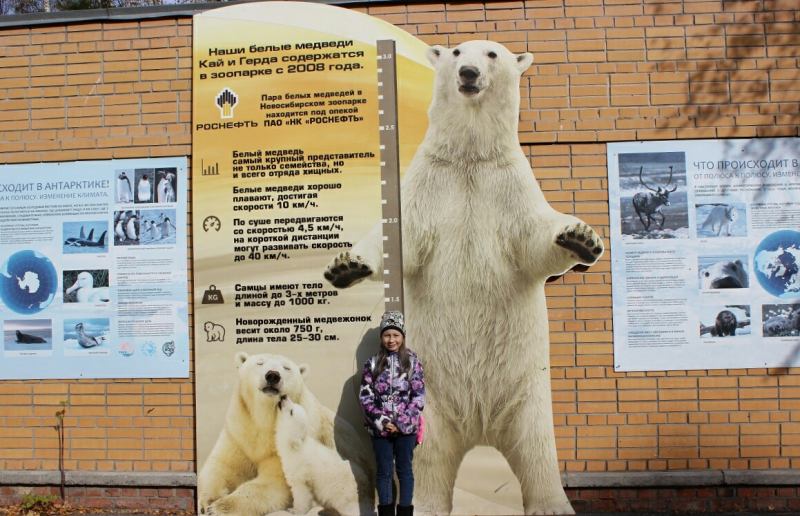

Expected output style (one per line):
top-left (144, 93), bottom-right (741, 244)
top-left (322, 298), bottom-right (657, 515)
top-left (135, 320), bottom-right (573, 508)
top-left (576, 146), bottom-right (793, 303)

top-left (0, 0), bottom-right (44, 14)
top-left (56, 399), bottom-right (68, 421)
top-left (1, 0), bottom-right (170, 14)
top-left (20, 493), bottom-right (59, 512)
top-left (52, 0), bottom-right (109, 9)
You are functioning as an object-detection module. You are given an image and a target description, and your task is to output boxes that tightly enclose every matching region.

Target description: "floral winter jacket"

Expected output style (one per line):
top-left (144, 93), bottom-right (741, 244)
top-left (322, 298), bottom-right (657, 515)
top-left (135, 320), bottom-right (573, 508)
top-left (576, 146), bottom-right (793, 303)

top-left (359, 350), bottom-right (425, 437)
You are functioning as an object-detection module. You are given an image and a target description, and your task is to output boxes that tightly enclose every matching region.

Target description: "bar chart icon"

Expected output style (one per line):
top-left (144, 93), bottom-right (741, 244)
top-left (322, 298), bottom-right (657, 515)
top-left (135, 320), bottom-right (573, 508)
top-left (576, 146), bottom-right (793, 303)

top-left (201, 159), bottom-right (219, 176)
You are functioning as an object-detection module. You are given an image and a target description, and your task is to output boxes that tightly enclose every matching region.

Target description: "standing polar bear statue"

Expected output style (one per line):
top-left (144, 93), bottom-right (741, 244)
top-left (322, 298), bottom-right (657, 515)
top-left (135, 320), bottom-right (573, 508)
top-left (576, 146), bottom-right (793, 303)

top-left (324, 41), bottom-right (604, 515)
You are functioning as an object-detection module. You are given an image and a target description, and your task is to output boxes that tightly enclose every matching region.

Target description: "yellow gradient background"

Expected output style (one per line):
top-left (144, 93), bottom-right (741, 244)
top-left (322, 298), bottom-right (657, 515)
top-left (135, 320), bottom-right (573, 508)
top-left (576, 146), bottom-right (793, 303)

top-left (193, 4), bottom-right (524, 513)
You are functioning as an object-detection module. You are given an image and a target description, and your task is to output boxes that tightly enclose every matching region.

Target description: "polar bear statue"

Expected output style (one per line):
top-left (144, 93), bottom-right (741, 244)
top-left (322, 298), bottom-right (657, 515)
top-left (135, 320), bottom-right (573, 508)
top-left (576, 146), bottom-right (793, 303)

top-left (323, 40), bottom-right (604, 515)
top-left (275, 395), bottom-right (373, 516)
top-left (198, 352), bottom-right (373, 516)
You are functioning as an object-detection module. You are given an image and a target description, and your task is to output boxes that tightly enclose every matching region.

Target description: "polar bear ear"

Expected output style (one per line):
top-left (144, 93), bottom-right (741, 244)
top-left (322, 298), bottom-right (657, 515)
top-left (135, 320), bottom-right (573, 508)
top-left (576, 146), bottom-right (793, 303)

top-left (298, 363), bottom-right (310, 378)
top-left (515, 53), bottom-right (534, 73)
top-left (235, 351), bottom-right (249, 366)
top-left (426, 45), bottom-right (446, 66)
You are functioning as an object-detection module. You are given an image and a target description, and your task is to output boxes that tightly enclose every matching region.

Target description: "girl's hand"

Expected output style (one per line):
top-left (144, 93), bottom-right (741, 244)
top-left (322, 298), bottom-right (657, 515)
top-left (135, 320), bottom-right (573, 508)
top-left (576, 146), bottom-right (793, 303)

top-left (385, 422), bottom-right (399, 433)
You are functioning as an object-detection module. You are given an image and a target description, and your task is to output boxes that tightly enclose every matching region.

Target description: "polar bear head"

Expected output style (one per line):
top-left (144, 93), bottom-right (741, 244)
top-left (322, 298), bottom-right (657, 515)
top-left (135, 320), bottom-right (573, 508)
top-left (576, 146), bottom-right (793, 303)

top-left (700, 259), bottom-right (748, 289)
top-left (275, 396), bottom-right (308, 450)
top-left (425, 40), bottom-right (533, 105)
top-left (422, 41), bottom-right (533, 155)
top-left (235, 352), bottom-right (309, 403)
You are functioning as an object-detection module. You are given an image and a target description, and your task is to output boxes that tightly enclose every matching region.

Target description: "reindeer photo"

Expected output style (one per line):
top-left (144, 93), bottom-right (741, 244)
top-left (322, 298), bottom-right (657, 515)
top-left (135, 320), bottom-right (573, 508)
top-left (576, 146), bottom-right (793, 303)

top-left (618, 152), bottom-right (690, 239)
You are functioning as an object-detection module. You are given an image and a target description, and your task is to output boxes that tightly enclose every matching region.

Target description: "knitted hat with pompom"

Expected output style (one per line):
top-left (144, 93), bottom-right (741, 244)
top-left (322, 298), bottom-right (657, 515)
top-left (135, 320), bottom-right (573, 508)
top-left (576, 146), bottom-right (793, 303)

top-left (379, 311), bottom-right (405, 337)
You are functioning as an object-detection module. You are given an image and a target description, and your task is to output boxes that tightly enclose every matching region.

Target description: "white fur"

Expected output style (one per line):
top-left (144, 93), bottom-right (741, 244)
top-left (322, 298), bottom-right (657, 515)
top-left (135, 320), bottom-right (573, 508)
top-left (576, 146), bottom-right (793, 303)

top-left (197, 353), bottom-right (372, 516)
top-left (701, 205), bottom-right (738, 236)
top-left (275, 397), bottom-right (372, 516)
top-left (700, 260), bottom-right (748, 289)
top-left (325, 41), bottom-right (603, 515)
top-left (157, 172), bottom-right (176, 203)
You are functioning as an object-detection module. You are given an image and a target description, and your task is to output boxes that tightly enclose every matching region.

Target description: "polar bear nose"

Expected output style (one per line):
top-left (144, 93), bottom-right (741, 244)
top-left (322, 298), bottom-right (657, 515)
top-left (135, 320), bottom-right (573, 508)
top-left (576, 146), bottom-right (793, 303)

top-left (266, 370), bottom-right (281, 385)
top-left (459, 66), bottom-right (480, 82)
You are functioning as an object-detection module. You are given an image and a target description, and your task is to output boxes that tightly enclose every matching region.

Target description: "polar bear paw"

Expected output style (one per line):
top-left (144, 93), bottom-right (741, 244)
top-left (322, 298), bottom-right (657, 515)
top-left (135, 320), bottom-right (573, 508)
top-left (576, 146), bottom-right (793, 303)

top-left (528, 500), bottom-right (576, 515)
top-left (555, 223), bottom-right (603, 265)
top-left (204, 498), bottom-right (235, 516)
top-left (323, 252), bottom-right (373, 288)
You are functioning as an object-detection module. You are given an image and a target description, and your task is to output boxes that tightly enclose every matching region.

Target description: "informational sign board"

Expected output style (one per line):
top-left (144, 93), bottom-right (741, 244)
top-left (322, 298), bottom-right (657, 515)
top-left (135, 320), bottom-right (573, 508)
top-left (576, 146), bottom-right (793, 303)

top-left (609, 138), bottom-right (800, 371)
top-left (0, 157), bottom-right (189, 379)
top-left (193, 3), bottom-right (533, 514)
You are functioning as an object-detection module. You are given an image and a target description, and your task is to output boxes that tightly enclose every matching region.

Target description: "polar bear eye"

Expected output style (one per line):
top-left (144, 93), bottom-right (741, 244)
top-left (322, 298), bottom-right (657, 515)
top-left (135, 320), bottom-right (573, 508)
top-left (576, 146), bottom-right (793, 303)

top-left (452, 49), bottom-right (460, 56)
top-left (257, 360), bottom-right (264, 365)
top-left (283, 365), bottom-right (290, 371)
top-left (703, 272), bottom-right (709, 277)
top-left (488, 51), bottom-right (497, 59)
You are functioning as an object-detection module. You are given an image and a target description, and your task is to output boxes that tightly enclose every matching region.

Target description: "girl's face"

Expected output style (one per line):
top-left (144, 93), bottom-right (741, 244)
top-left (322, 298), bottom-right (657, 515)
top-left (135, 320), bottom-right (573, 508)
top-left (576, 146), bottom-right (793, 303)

top-left (381, 329), bottom-right (404, 352)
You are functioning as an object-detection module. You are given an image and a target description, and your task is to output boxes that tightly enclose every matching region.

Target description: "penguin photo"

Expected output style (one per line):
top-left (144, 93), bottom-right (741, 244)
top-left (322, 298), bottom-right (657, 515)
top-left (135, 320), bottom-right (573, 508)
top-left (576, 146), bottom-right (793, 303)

top-left (140, 220), bottom-right (152, 243)
top-left (115, 170), bottom-right (133, 203)
top-left (125, 213), bottom-right (138, 242)
top-left (140, 209), bottom-right (176, 245)
top-left (149, 220), bottom-right (161, 241)
top-left (113, 210), bottom-right (140, 246)
top-left (135, 170), bottom-right (153, 203)
top-left (156, 169), bottom-right (177, 203)
top-left (114, 212), bottom-right (126, 244)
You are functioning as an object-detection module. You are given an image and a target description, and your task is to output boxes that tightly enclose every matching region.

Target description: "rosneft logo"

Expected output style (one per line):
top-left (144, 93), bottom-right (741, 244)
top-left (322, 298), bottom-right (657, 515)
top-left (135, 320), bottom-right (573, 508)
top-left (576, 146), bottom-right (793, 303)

top-left (216, 88), bottom-right (238, 119)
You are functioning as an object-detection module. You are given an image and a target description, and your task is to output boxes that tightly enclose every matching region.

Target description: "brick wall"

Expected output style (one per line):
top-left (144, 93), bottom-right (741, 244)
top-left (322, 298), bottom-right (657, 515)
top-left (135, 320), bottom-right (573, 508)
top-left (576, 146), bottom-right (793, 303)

top-left (566, 486), bottom-right (800, 512)
top-left (1, 0), bottom-right (799, 483)
top-left (0, 485), bottom-right (194, 511)
top-left (0, 18), bottom-right (194, 474)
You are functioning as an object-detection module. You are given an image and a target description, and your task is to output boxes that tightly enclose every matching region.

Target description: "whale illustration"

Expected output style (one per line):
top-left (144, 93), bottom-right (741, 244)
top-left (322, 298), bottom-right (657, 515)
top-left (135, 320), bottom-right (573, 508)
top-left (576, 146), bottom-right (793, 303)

top-left (65, 230), bottom-right (107, 248)
top-left (16, 330), bottom-right (46, 344)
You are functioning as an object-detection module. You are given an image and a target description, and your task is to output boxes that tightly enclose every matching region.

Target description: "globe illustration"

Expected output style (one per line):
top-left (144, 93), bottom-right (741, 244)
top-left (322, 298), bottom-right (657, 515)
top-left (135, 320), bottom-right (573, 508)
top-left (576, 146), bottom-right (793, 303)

top-left (0, 250), bottom-right (58, 314)
top-left (753, 230), bottom-right (800, 299)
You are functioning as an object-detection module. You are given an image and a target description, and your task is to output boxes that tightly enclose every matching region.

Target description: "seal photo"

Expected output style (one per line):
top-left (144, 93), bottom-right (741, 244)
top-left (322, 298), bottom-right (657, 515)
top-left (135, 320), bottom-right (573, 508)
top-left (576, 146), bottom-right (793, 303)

top-left (75, 322), bottom-right (102, 348)
top-left (15, 330), bottom-right (46, 344)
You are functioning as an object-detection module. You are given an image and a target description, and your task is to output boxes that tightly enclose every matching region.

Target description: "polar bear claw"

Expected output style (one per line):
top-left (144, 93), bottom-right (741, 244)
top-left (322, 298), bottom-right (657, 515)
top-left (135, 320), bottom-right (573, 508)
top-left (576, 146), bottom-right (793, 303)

top-left (323, 252), bottom-right (373, 288)
top-left (555, 223), bottom-right (603, 265)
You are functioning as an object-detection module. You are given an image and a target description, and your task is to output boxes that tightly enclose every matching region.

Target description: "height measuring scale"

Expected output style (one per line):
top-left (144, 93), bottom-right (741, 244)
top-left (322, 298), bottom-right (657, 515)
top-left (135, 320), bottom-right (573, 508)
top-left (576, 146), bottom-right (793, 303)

top-left (376, 40), bottom-right (405, 314)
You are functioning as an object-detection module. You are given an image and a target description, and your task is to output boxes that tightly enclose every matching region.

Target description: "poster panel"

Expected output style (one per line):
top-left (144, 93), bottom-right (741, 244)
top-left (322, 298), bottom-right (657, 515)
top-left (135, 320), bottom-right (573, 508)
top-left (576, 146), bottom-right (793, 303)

top-left (0, 157), bottom-right (189, 379)
top-left (193, 3), bottom-right (533, 514)
top-left (609, 138), bottom-right (800, 371)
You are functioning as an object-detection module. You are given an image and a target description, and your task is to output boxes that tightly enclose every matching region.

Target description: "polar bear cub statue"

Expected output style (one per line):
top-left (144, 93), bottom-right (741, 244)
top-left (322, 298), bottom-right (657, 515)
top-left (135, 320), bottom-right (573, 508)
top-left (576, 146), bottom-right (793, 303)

top-left (198, 352), bottom-right (373, 516)
top-left (275, 396), bottom-right (372, 516)
top-left (324, 40), bottom-right (604, 515)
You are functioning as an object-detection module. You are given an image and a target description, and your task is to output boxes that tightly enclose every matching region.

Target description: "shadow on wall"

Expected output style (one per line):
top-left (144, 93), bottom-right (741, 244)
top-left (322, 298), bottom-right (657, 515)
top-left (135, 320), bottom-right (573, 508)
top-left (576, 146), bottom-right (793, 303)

top-left (335, 326), bottom-right (382, 508)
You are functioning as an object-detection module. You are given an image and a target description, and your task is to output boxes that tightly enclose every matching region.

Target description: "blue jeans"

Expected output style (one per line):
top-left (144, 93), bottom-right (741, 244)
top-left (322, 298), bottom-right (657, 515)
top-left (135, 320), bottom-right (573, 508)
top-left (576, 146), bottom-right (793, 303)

top-left (372, 433), bottom-right (416, 506)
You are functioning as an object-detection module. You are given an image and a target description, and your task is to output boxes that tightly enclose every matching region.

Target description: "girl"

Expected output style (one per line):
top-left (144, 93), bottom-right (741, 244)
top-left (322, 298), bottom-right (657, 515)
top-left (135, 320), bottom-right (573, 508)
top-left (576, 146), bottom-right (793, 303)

top-left (359, 311), bottom-right (425, 516)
